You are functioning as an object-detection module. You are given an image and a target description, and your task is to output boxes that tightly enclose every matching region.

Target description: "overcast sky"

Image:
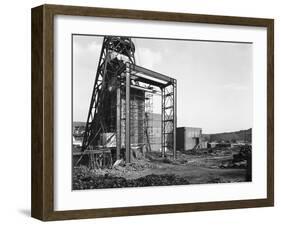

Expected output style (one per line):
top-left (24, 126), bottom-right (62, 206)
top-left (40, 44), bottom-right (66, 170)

top-left (73, 35), bottom-right (253, 134)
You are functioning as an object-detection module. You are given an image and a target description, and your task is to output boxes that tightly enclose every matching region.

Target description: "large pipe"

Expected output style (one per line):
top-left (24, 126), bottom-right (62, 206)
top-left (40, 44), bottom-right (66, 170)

top-left (125, 62), bottom-right (131, 163)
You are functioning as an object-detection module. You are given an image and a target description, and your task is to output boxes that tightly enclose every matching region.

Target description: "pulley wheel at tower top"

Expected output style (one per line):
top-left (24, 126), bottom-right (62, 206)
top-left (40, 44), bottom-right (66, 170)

top-left (105, 37), bottom-right (135, 57)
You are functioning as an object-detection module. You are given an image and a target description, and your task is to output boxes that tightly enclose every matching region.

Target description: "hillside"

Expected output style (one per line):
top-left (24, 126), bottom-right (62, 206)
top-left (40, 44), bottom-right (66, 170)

top-left (203, 128), bottom-right (252, 143)
top-left (73, 121), bottom-right (86, 127)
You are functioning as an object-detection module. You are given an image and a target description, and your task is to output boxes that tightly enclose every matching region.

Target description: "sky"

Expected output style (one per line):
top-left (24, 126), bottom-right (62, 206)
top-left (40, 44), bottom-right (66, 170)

top-left (73, 35), bottom-right (253, 134)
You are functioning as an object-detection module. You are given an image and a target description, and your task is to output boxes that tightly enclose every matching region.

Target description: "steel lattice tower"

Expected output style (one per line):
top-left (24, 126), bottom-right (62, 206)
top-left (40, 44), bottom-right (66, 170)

top-left (78, 36), bottom-right (176, 166)
top-left (81, 37), bottom-right (135, 153)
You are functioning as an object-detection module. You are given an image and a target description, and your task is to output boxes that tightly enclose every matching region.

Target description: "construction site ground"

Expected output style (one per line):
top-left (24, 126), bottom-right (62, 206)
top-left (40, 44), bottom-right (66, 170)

top-left (73, 148), bottom-right (249, 190)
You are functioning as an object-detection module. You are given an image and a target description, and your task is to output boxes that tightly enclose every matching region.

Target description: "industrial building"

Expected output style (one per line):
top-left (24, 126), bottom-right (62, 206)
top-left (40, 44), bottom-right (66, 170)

top-left (176, 127), bottom-right (202, 150)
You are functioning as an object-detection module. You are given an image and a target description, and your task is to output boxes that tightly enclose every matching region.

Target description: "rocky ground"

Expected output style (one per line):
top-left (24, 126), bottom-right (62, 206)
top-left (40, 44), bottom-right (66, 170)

top-left (72, 147), bottom-right (250, 190)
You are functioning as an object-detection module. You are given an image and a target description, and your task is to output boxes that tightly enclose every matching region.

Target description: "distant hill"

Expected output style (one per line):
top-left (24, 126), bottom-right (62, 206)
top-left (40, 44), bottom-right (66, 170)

top-left (73, 121), bottom-right (86, 127)
top-left (203, 128), bottom-right (252, 143)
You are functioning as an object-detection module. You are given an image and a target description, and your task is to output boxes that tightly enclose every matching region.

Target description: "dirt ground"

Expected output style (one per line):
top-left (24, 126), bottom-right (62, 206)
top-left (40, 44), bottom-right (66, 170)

top-left (73, 148), bottom-right (249, 190)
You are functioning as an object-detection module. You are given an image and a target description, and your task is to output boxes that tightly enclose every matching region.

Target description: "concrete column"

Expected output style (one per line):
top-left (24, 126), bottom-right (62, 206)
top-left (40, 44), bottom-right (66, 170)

top-left (125, 63), bottom-right (131, 163)
top-left (116, 84), bottom-right (121, 160)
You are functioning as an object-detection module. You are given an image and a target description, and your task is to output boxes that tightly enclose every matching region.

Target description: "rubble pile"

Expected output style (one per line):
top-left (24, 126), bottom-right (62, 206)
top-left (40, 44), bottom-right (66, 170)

top-left (73, 168), bottom-right (190, 189)
top-left (220, 145), bottom-right (252, 169)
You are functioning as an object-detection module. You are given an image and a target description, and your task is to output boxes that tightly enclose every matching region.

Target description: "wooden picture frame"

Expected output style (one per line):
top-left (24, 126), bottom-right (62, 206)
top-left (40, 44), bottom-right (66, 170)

top-left (31, 4), bottom-right (274, 221)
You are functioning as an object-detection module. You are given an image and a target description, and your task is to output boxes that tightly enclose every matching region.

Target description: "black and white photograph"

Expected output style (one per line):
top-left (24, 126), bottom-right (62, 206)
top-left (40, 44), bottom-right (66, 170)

top-left (72, 35), bottom-right (253, 190)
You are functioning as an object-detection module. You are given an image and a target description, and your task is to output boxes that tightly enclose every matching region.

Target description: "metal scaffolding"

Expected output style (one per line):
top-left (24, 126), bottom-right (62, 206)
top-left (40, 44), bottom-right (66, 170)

top-left (78, 36), bottom-right (177, 166)
top-left (127, 64), bottom-right (177, 160)
top-left (161, 80), bottom-right (177, 159)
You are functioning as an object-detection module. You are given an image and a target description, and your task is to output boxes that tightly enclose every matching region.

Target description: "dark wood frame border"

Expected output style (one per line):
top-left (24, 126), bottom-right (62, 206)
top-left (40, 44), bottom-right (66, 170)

top-left (31, 4), bottom-right (274, 221)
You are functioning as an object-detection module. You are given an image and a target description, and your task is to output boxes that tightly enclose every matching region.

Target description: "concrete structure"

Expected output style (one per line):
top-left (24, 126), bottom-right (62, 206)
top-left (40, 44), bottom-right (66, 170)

top-left (149, 113), bottom-right (162, 152)
top-left (176, 127), bottom-right (202, 150)
top-left (200, 141), bottom-right (209, 149)
top-left (209, 142), bottom-right (219, 148)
